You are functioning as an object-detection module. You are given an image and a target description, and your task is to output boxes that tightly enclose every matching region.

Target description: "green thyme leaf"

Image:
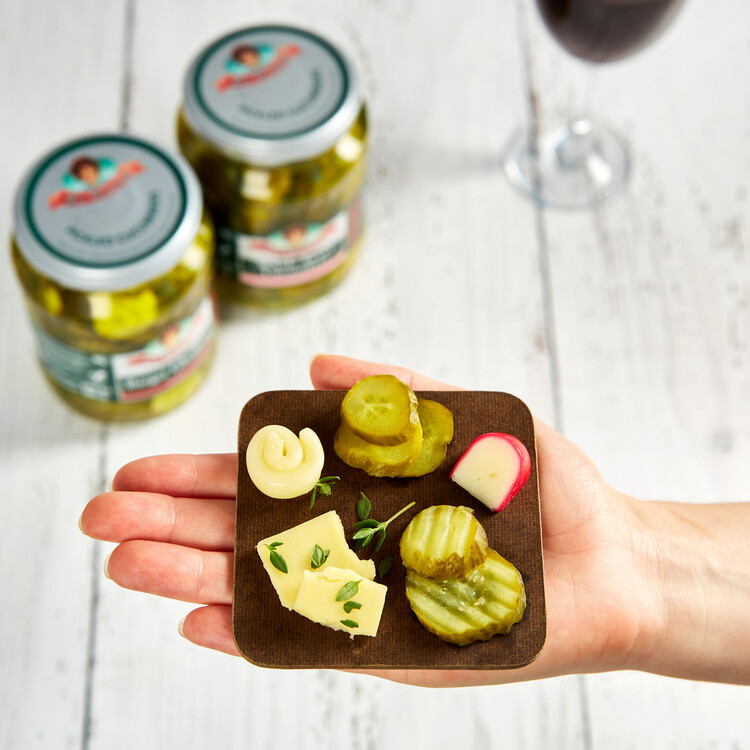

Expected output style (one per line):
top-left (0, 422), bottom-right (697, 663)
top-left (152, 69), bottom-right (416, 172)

top-left (340, 619), bottom-right (359, 629)
top-left (343, 600), bottom-right (362, 613)
top-left (356, 492), bottom-right (372, 521)
top-left (267, 548), bottom-right (288, 574)
top-left (378, 557), bottom-right (393, 578)
top-left (335, 580), bottom-right (360, 602)
top-left (353, 519), bottom-right (379, 530)
top-left (267, 541), bottom-right (283, 549)
top-left (310, 544), bottom-right (330, 570)
top-left (352, 527), bottom-right (376, 541)
top-left (309, 476), bottom-right (340, 510)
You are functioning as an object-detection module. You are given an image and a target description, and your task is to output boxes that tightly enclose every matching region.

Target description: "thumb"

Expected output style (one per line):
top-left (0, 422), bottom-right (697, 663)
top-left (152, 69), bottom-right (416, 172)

top-left (309, 354), bottom-right (463, 392)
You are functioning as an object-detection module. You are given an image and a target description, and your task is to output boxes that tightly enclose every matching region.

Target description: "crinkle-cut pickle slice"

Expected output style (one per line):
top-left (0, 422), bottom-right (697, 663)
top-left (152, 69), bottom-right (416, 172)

top-left (400, 505), bottom-right (488, 579)
top-left (341, 374), bottom-right (420, 446)
top-left (334, 421), bottom-right (423, 477)
top-left (398, 399), bottom-right (454, 478)
top-left (405, 549), bottom-right (526, 646)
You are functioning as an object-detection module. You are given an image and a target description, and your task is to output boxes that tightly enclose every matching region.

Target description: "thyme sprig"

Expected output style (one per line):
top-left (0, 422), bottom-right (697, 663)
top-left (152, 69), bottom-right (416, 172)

top-left (309, 476), bottom-right (340, 509)
top-left (352, 501), bottom-right (416, 552)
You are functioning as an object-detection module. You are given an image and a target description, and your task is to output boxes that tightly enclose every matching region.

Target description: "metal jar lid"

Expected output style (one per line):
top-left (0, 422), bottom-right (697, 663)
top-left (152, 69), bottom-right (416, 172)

top-left (182, 25), bottom-right (363, 167)
top-left (13, 133), bottom-right (204, 292)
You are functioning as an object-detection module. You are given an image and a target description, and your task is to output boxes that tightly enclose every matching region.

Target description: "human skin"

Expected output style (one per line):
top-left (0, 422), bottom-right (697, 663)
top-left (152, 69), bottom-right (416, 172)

top-left (80, 354), bottom-right (750, 687)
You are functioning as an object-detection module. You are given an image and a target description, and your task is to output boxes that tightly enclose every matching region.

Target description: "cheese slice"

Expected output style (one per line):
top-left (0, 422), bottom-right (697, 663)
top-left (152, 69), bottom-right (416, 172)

top-left (257, 510), bottom-right (376, 609)
top-left (293, 567), bottom-right (387, 637)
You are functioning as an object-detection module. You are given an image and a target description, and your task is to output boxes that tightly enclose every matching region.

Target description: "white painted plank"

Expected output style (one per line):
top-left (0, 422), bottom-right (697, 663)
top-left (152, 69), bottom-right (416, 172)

top-left (0, 2), bottom-right (127, 748)
top-left (89, 2), bottom-right (576, 750)
top-left (524, 0), bottom-right (750, 746)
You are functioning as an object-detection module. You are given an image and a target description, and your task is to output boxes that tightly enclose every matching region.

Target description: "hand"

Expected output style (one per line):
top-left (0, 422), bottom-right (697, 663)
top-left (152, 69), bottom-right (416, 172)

top-left (81, 355), bottom-right (748, 687)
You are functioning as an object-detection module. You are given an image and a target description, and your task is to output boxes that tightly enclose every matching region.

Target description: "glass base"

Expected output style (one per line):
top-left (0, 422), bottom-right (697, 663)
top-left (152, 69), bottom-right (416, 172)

top-left (503, 114), bottom-right (631, 210)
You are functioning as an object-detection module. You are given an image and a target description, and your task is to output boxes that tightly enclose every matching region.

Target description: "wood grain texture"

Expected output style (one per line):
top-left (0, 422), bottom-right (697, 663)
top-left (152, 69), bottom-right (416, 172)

top-left (523, 0), bottom-right (750, 746)
top-left (2, 0), bottom-right (749, 748)
top-left (0, 2), bottom-right (128, 749)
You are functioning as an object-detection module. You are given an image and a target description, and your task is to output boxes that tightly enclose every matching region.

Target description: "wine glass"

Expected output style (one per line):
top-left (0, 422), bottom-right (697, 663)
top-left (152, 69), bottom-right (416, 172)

top-left (503, 0), bottom-right (687, 209)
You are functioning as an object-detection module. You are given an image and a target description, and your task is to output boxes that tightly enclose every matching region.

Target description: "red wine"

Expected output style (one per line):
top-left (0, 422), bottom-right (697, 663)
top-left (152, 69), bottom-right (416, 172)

top-left (537, 0), bottom-right (686, 63)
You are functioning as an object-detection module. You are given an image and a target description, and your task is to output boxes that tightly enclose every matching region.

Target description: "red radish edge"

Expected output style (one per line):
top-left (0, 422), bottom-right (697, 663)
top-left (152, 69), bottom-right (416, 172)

top-left (450, 432), bottom-right (532, 512)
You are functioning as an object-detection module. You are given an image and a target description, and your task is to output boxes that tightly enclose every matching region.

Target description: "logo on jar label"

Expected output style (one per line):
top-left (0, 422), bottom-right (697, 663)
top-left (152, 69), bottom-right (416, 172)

top-left (215, 42), bottom-right (301, 92)
top-left (47, 155), bottom-right (144, 211)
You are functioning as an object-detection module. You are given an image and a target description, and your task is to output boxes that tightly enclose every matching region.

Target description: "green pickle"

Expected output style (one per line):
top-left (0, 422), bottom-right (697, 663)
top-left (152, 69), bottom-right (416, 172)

top-left (405, 550), bottom-right (526, 646)
top-left (12, 133), bottom-right (216, 421)
top-left (399, 399), bottom-right (454, 477)
top-left (178, 25), bottom-right (368, 308)
top-left (334, 421), bottom-right (423, 477)
top-left (400, 505), bottom-right (488, 580)
top-left (341, 374), bottom-right (420, 446)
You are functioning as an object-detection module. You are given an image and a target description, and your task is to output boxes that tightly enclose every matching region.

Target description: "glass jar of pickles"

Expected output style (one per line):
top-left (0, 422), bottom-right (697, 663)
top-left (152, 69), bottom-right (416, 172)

top-left (177, 25), bottom-right (367, 307)
top-left (12, 133), bottom-right (216, 421)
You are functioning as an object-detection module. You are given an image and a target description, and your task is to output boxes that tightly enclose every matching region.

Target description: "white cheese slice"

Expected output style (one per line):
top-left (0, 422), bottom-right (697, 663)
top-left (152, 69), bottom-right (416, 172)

top-left (257, 510), bottom-right (376, 609)
top-left (292, 567), bottom-right (387, 637)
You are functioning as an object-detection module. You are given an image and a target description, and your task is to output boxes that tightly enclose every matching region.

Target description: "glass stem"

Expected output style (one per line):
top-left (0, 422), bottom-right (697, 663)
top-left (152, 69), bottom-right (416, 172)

top-left (554, 65), bottom-right (597, 169)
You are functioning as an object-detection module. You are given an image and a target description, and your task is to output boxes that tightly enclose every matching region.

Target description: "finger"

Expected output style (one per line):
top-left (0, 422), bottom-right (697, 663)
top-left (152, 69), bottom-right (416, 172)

top-left (179, 604), bottom-right (240, 657)
top-left (112, 454), bottom-right (237, 499)
top-left (81, 492), bottom-right (235, 551)
top-left (105, 540), bottom-right (232, 605)
top-left (310, 354), bottom-right (463, 392)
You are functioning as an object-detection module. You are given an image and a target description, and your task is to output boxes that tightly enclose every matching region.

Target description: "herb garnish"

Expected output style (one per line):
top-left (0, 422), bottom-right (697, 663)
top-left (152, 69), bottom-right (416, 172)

top-left (309, 476), bottom-right (340, 509)
top-left (355, 492), bottom-right (371, 521)
top-left (340, 619), bottom-right (359, 629)
top-left (265, 542), bottom-right (288, 574)
top-left (310, 544), bottom-right (330, 570)
top-left (352, 501), bottom-right (416, 552)
top-left (378, 556), bottom-right (393, 578)
top-left (343, 600), bottom-right (362, 614)
top-left (335, 580), bottom-right (360, 601)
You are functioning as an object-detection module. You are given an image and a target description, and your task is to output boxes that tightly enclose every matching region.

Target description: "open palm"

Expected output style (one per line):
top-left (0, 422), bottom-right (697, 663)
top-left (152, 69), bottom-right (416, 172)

top-left (81, 355), bottom-right (655, 687)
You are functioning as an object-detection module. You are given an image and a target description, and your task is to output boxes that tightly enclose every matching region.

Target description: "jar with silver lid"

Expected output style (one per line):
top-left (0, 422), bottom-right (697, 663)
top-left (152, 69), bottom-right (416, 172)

top-left (177, 25), bottom-right (367, 308)
top-left (11, 133), bottom-right (216, 420)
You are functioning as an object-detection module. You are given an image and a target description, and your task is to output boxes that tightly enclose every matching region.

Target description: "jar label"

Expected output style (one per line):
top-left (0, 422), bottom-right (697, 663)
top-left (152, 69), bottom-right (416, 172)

top-left (216, 198), bottom-right (361, 288)
top-left (190, 26), bottom-right (348, 139)
top-left (34, 296), bottom-right (215, 404)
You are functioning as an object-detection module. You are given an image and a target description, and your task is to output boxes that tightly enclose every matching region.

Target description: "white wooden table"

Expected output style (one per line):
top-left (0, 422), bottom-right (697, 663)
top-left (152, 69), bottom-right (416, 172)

top-left (2, 1), bottom-right (749, 747)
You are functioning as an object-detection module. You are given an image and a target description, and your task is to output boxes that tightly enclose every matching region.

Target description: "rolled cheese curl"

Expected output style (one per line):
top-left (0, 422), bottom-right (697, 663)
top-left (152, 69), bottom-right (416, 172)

top-left (246, 425), bottom-right (325, 499)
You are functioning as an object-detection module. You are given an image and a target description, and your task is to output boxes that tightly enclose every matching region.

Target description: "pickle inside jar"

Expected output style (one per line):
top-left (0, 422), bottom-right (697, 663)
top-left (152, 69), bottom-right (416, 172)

top-left (341, 374), bottom-right (420, 446)
top-left (400, 505), bottom-right (488, 580)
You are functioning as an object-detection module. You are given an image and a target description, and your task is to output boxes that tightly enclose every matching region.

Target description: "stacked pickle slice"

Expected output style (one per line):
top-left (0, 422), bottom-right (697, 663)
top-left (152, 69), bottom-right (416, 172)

top-left (334, 374), bottom-right (453, 477)
top-left (400, 506), bottom-right (526, 646)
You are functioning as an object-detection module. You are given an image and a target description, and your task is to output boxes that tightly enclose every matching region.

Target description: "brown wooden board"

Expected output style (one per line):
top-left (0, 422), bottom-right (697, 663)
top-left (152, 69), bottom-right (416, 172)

top-left (233, 390), bottom-right (546, 669)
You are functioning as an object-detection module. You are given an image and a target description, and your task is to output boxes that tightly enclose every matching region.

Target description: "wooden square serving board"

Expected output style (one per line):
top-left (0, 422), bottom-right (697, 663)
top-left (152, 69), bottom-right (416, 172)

top-left (233, 390), bottom-right (546, 670)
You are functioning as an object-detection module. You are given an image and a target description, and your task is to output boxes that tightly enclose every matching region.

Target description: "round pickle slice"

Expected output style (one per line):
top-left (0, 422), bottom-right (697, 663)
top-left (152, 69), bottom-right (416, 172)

top-left (341, 374), bottom-right (420, 446)
top-left (334, 421), bottom-right (423, 477)
top-left (400, 505), bottom-right (488, 579)
top-left (405, 549), bottom-right (526, 646)
top-left (398, 399), bottom-right (454, 478)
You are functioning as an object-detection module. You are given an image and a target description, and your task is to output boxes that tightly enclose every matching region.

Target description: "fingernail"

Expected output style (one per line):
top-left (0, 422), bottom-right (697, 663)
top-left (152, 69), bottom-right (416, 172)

top-left (309, 352), bottom-right (324, 369)
top-left (103, 552), bottom-right (112, 579)
top-left (78, 512), bottom-right (85, 534)
top-left (178, 616), bottom-right (187, 638)
top-left (108, 478), bottom-right (114, 493)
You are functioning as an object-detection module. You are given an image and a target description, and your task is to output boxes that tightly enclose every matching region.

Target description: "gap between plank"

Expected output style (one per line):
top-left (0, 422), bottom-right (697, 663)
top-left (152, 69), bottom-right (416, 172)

top-left (514, 0), bottom-right (565, 438)
top-left (82, 2), bottom-right (135, 746)
top-left (515, 3), bottom-right (591, 750)
top-left (81, 423), bottom-right (110, 750)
